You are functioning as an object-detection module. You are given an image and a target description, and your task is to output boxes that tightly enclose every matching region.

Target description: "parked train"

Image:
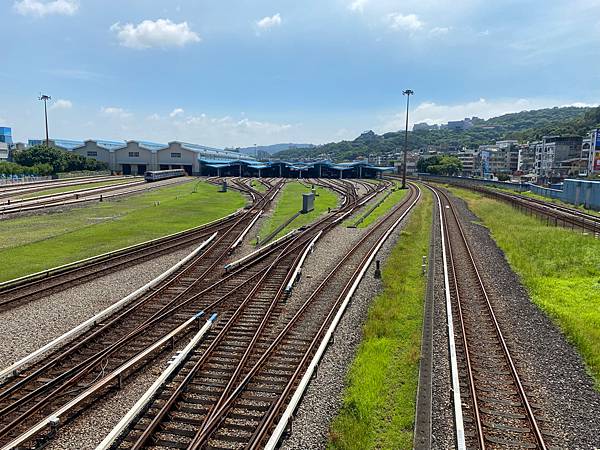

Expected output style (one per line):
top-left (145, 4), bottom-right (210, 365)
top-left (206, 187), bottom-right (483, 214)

top-left (144, 169), bottom-right (187, 182)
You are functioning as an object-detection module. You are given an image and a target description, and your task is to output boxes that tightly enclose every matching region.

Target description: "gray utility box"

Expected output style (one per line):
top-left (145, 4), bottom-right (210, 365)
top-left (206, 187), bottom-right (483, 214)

top-left (302, 192), bottom-right (315, 213)
top-left (220, 181), bottom-right (228, 192)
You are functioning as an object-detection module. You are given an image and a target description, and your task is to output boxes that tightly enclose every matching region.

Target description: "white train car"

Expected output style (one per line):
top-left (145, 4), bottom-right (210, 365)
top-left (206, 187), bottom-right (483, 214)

top-left (144, 169), bottom-right (186, 182)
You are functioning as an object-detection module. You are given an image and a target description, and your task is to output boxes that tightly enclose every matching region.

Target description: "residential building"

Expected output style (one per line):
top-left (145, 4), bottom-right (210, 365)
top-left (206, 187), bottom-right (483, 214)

top-left (447, 118), bottom-right (475, 131)
top-left (517, 144), bottom-right (536, 174)
top-left (534, 136), bottom-right (583, 180)
top-left (413, 122), bottom-right (439, 131)
top-left (457, 150), bottom-right (478, 176)
top-left (475, 141), bottom-right (519, 177)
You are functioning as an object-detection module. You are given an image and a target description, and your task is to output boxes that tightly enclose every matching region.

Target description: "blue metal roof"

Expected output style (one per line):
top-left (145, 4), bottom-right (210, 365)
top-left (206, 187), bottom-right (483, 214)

top-left (96, 140), bottom-right (126, 150)
top-left (53, 139), bottom-right (85, 150)
top-left (136, 140), bottom-right (168, 151)
top-left (198, 159), bottom-right (392, 172)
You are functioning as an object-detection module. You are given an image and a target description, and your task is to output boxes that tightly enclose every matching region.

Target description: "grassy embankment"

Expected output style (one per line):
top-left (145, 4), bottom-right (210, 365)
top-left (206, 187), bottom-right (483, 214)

top-left (329, 188), bottom-right (432, 449)
top-left (448, 186), bottom-right (600, 387)
top-left (348, 181), bottom-right (408, 228)
top-left (487, 185), bottom-right (600, 217)
top-left (258, 181), bottom-right (338, 241)
top-left (20, 178), bottom-right (137, 199)
top-left (0, 180), bottom-right (246, 282)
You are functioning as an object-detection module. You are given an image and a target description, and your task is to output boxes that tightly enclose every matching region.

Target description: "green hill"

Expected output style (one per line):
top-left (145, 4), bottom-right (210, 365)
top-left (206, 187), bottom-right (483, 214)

top-left (275, 106), bottom-right (600, 161)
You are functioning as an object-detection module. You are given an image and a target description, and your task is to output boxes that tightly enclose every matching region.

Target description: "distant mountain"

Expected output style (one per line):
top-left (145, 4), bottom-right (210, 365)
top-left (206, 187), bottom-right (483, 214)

top-left (237, 143), bottom-right (315, 157)
top-left (274, 106), bottom-right (600, 161)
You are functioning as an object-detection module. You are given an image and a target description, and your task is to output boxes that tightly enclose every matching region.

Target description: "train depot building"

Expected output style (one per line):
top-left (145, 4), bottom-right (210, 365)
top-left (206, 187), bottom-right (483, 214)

top-left (28, 138), bottom-right (393, 178)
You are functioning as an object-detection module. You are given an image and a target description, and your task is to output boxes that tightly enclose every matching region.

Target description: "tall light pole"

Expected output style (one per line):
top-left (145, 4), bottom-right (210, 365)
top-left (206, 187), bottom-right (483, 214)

top-left (39, 94), bottom-right (51, 147)
top-left (401, 89), bottom-right (414, 189)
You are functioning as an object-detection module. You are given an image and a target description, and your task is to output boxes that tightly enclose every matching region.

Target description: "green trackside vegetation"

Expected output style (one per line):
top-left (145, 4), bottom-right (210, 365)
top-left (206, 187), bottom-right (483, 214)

top-left (248, 180), bottom-right (267, 193)
top-left (447, 186), bottom-right (600, 387)
top-left (0, 180), bottom-right (246, 282)
top-left (516, 189), bottom-right (600, 217)
top-left (484, 184), bottom-right (600, 217)
top-left (258, 181), bottom-right (338, 241)
top-left (20, 178), bottom-right (137, 199)
top-left (329, 187), bottom-right (432, 450)
top-left (352, 184), bottom-right (408, 229)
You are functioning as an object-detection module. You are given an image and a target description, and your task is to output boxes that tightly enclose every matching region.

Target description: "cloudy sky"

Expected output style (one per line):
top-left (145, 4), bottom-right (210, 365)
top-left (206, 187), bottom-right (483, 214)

top-left (2, 0), bottom-right (599, 147)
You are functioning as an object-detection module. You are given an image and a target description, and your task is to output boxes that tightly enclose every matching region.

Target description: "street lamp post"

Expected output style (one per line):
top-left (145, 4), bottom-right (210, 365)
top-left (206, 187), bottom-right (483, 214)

top-left (39, 94), bottom-right (51, 147)
top-left (401, 89), bottom-right (414, 189)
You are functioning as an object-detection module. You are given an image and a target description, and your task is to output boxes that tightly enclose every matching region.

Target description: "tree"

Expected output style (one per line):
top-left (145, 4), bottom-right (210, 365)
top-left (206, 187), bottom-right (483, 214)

top-left (13, 145), bottom-right (108, 174)
top-left (417, 155), bottom-right (462, 175)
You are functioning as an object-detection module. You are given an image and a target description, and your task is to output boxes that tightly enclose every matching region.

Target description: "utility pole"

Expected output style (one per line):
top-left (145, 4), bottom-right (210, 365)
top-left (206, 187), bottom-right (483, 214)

top-left (39, 94), bottom-right (51, 147)
top-left (402, 89), bottom-right (414, 189)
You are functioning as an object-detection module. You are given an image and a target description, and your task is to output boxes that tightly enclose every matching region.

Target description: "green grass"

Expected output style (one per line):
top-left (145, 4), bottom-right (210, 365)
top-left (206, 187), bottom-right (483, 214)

top-left (355, 187), bottom-right (408, 228)
top-left (515, 189), bottom-right (600, 217)
top-left (0, 181), bottom-right (246, 282)
top-left (448, 186), bottom-right (600, 388)
top-left (258, 181), bottom-right (338, 241)
top-left (20, 178), bottom-right (137, 199)
top-left (329, 187), bottom-right (432, 450)
top-left (248, 180), bottom-right (267, 193)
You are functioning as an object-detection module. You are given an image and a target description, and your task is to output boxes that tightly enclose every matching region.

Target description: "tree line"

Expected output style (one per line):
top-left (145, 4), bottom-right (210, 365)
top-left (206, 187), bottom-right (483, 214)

top-left (1, 145), bottom-right (108, 176)
top-left (274, 106), bottom-right (600, 162)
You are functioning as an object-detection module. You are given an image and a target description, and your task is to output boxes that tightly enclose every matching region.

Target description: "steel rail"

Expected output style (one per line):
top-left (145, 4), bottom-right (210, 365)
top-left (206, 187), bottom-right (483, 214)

top-left (0, 176), bottom-right (266, 306)
top-left (0, 178), bottom-right (343, 449)
top-left (264, 184), bottom-right (420, 450)
top-left (0, 176), bottom-right (190, 216)
top-left (0, 175), bottom-right (134, 195)
top-left (0, 178), bottom-right (142, 205)
top-left (414, 176), bottom-right (600, 235)
top-left (186, 184), bottom-right (420, 449)
top-left (0, 312), bottom-right (211, 450)
top-left (0, 181), bottom-right (282, 445)
top-left (126, 227), bottom-right (313, 450)
top-left (98, 179), bottom-right (373, 450)
top-left (427, 186), bottom-right (467, 450)
top-left (430, 183), bottom-right (547, 449)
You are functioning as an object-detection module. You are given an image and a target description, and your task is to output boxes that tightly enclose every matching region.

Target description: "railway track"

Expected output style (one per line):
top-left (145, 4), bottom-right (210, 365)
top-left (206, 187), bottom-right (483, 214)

top-left (0, 175), bottom-right (131, 196)
top-left (0, 181), bottom-right (288, 448)
top-left (0, 178), bottom-right (374, 449)
top-left (0, 179), bottom-right (270, 311)
top-left (99, 183), bottom-right (419, 450)
top-left (0, 176), bottom-right (189, 216)
top-left (413, 175), bottom-right (600, 236)
top-left (483, 187), bottom-right (600, 234)
top-left (429, 184), bottom-right (557, 449)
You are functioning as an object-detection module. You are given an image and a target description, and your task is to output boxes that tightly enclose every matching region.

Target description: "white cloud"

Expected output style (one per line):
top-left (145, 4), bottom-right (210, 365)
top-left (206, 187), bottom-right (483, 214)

top-left (387, 13), bottom-right (423, 32)
top-left (110, 19), bottom-right (201, 50)
top-left (430, 26), bottom-right (450, 36)
top-left (101, 106), bottom-right (132, 119)
top-left (169, 108), bottom-right (185, 118)
top-left (147, 113), bottom-right (161, 121)
top-left (349, 0), bottom-right (368, 13)
top-left (13, 0), bottom-right (78, 17)
top-left (51, 99), bottom-right (72, 110)
top-left (256, 13), bottom-right (282, 30)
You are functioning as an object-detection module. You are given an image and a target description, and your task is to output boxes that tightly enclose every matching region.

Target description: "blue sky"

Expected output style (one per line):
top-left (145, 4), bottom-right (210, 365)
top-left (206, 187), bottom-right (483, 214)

top-left (1, 0), bottom-right (599, 147)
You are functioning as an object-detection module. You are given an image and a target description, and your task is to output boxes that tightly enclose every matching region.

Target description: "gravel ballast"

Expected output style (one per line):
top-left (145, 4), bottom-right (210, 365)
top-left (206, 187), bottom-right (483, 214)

top-left (430, 188), bottom-right (600, 449)
top-left (280, 204), bottom-right (415, 449)
top-left (454, 190), bottom-right (600, 449)
top-left (0, 244), bottom-right (198, 367)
